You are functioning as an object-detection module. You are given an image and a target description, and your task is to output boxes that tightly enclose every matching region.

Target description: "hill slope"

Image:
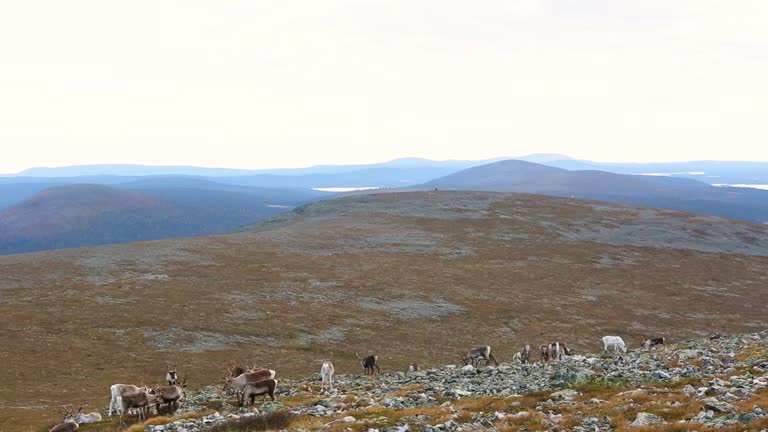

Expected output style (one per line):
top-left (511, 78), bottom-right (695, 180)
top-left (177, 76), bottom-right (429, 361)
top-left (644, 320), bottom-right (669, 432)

top-left (0, 183), bottom-right (325, 254)
top-left (423, 160), bottom-right (768, 222)
top-left (1, 191), bottom-right (768, 429)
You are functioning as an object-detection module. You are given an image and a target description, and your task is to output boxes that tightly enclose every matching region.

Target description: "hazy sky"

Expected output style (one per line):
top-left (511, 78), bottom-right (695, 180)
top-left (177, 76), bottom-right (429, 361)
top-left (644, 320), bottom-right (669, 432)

top-left (1, 1), bottom-right (767, 173)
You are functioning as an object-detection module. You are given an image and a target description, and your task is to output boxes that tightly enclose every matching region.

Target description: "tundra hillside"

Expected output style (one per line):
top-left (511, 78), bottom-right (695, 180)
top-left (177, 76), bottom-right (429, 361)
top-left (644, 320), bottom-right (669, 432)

top-left (2, 191), bottom-right (768, 430)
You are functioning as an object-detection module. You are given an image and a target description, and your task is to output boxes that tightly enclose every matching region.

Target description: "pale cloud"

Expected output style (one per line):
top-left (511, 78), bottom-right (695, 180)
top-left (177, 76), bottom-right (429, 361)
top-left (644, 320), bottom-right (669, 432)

top-left (0, 1), bottom-right (766, 173)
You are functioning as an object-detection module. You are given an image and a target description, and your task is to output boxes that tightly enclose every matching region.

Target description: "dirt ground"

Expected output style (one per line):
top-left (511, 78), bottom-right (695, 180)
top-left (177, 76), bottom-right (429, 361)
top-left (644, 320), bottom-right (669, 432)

top-left (2, 191), bottom-right (768, 431)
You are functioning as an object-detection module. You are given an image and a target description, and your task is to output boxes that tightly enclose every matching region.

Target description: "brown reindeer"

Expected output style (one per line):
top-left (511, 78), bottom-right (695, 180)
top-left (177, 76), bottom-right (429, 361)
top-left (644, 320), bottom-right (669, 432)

top-left (540, 344), bottom-right (550, 362)
top-left (356, 352), bottom-right (380, 375)
top-left (117, 391), bottom-right (160, 425)
top-left (460, 346), bottom-right (498, 367)
top-left (223, 369), bottom-right (276, 395)
top-left (153, 376), bottom-right (187, 415)
top-left (49, 407), bottom-right (79, 432)
top-left (224, 361), bottom-right (247, 378)
top-left (521, 344), bottom-right (532, 363)
top-left (239, 379), bottom-right (278, 406)
top-left (642, 337), bottom-right (666, 349)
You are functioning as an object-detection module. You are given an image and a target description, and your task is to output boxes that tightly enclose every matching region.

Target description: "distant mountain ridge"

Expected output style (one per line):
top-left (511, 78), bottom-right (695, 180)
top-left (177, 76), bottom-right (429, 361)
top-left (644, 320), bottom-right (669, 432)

top-left (422, 159), bottom-right (768, 222)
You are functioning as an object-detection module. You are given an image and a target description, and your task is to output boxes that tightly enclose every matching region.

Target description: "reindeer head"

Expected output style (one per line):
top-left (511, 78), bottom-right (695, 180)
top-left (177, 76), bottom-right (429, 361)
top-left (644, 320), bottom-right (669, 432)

top-left (61, 406), bottom-right (77, 423)
top-left (166, 365), bottom-right (179, 384)
top-left (355, 352), bottom-right (365, 369)
top-left (458, 353), bottom-right (470, 365)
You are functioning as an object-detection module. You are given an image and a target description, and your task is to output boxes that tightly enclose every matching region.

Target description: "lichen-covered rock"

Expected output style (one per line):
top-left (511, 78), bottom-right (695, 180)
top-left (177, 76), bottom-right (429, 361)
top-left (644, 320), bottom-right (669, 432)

top-left (630, 412), bottom-right (666, 426)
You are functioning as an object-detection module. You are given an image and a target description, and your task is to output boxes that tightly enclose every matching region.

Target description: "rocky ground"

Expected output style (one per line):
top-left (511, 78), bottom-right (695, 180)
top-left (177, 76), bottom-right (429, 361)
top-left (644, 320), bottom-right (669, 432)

top-left (104, 330), bottom-right (768, 432)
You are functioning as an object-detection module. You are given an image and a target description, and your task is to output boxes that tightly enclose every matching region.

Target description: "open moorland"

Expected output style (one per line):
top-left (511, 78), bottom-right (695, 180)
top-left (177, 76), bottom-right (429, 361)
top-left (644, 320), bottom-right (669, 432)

top-left (2, 191), bottom-right (768, 430)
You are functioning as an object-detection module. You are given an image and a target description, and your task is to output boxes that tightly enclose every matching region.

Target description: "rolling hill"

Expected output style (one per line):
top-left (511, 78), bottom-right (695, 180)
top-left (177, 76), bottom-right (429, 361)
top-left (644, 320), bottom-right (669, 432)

top-left (0, 182), bottom-right (327, 254)
top-left (423, 160), bottom-right (768, 222)
top-left (1, 191), bottom-right (767, 429)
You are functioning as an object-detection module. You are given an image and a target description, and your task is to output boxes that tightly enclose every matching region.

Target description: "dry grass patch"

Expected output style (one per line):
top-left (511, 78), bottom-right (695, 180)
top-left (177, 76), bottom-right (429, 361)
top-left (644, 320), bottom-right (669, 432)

top-left (279, 394), bottom-right (322, 408)
top-left (498, 411), bottom-right (548, 432)
top-left (175, 410), bottom-right (216, 420)
top-left (517, 391), bottom-right (553, 408)
top-left (289, 415), bottom-right (329, 431)
top-left (454, 396), bottom-right (514, 413)
top-left (349, 405), bottom-right (451, 429)
top-left (395, 384), bottom-right (425, 397)
top-left (206, 411), bottom-right (292, 432)
top-left (737, 388), bottom-right (768, 412)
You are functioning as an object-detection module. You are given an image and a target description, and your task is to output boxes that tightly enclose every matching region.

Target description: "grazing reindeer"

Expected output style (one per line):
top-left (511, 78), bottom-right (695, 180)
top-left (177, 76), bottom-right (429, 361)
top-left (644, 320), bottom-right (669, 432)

top-left (461, 346), bottom-right (498, 367)
top-left (108, 384), bottom-right (151, 416)
top-left (239, 379), bottom-right (278, 406)
top-left (166, 366), bottom-right (179, 386)
top-left (356, 352), bottom-right (380, 375)
top-left (72, 406), bottom-right (102, 424)
top-left (50, 407), bottom-right (79, 432)
top-left (512, 352), bottom-right (522, 363)
top-left (521, 344), bottom-right (532, 363)
top-left (540, 344), bottom-right (550, 362)
top-left (642, 337), bottom-right (666, 349)
top-left (117, 391), bottom-right (160, 425)
top-left (153, 377), bottom-right (187, 415)
top-left (549, 342), bottom-right (571, 362)
top-left (602, 336), bottom-right (628, 354)
top-left (223, 369), bottom-right (276, 395)
top-left (320, 360), bottom-right (334, 391)
top-left (407, 363), bottom-right (420, 373)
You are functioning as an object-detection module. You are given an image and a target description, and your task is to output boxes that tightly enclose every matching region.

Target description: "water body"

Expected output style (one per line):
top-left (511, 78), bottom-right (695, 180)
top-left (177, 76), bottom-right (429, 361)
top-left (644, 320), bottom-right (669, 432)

top-left (713, 184), bottom-right (768, 191)
top-left (312, 187), bottom-right (381, 192)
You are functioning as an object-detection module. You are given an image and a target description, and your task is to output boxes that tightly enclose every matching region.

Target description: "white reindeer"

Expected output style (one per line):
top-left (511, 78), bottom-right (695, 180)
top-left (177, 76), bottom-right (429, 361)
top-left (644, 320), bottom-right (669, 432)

top-left (72, 406), bottom-right (102, 424)
top-left (108, 384), bottom-right (149, 416)
top-left (602, 336), bottom-right (627, 354)
top-left (320, 360), bottom-right (334, 391)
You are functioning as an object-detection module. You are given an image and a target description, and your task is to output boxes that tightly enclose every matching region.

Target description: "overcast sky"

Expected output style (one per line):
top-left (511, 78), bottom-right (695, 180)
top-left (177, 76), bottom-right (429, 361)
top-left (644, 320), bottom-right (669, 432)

top-left (1, 1), bottom-right (767, 173)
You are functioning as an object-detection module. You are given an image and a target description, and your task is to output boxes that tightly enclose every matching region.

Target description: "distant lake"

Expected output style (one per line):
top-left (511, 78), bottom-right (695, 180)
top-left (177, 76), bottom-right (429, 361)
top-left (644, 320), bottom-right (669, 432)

top-left (713, 184), bottom-right (768, 191)
top-left (313, 187), bottom-right (382, 193)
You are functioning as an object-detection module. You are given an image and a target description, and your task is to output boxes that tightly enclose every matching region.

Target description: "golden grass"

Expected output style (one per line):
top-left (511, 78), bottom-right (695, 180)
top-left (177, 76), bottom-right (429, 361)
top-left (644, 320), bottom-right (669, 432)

top-left (454, 396), bottom-right (514, 413)
top-left (279, 394), bottom-right (322, 408)
top-left (394, 384), bottom-right (425, 397)
top-left (498, 411), bottom-right (548, 432)
top-left (175, 410), bottom-right (216, 420)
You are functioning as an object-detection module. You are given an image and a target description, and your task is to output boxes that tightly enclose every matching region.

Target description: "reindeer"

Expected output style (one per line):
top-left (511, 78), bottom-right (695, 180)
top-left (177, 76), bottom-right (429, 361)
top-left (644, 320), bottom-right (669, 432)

top-left (239, 379), bottom-right (278, 406)
top-left (602, 336), bottom-right (628, 354)
top-left (642, 337), bottom-right (666, 349)
top-left (548, 342), bottom-right (569, 362)
top-left (116, 391), bottom-right (160, 425)
top-left (222, 360), bottom-right (248, 379)
top-left (108, 384), bottom-right (151, 416)
top-left (320, 361), bottom-right (334, 391)
top-left (356, 352), bottom-right (380, 375)
top-left (460, 346), bottom-right (498, 367)
top-left (540, 344), bottom-right (550, 362)
top-left (50, 407), bottom-right (79, 432)
top-left (153, 375), bottom-right (187, 415)
top-left (521, 344), bottom-right (532, 363)
top-left (223, 369), bottom-right (276, 396)
top-left (407, 363), bottom-right (420, 373)
top-left (72, 406), bottom-right (102, 424)
top-left (165, 366), bottom-right (179, 386)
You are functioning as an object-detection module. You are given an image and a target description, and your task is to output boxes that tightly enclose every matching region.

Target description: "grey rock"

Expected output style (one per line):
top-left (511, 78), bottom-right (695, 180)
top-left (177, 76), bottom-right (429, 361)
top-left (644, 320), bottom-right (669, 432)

top-left (630, 412), bottom-right (666, 426)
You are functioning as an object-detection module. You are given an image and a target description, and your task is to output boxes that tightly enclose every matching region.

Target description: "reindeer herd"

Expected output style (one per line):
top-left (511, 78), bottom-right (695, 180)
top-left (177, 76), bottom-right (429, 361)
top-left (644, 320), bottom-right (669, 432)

top-left (47, 336), bottom-right (665, 432)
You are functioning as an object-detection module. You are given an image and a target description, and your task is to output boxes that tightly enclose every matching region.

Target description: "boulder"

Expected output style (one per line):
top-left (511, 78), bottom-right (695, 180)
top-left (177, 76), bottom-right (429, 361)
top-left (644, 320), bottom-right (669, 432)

top-left (630, 412), bottom-right (666, 426)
